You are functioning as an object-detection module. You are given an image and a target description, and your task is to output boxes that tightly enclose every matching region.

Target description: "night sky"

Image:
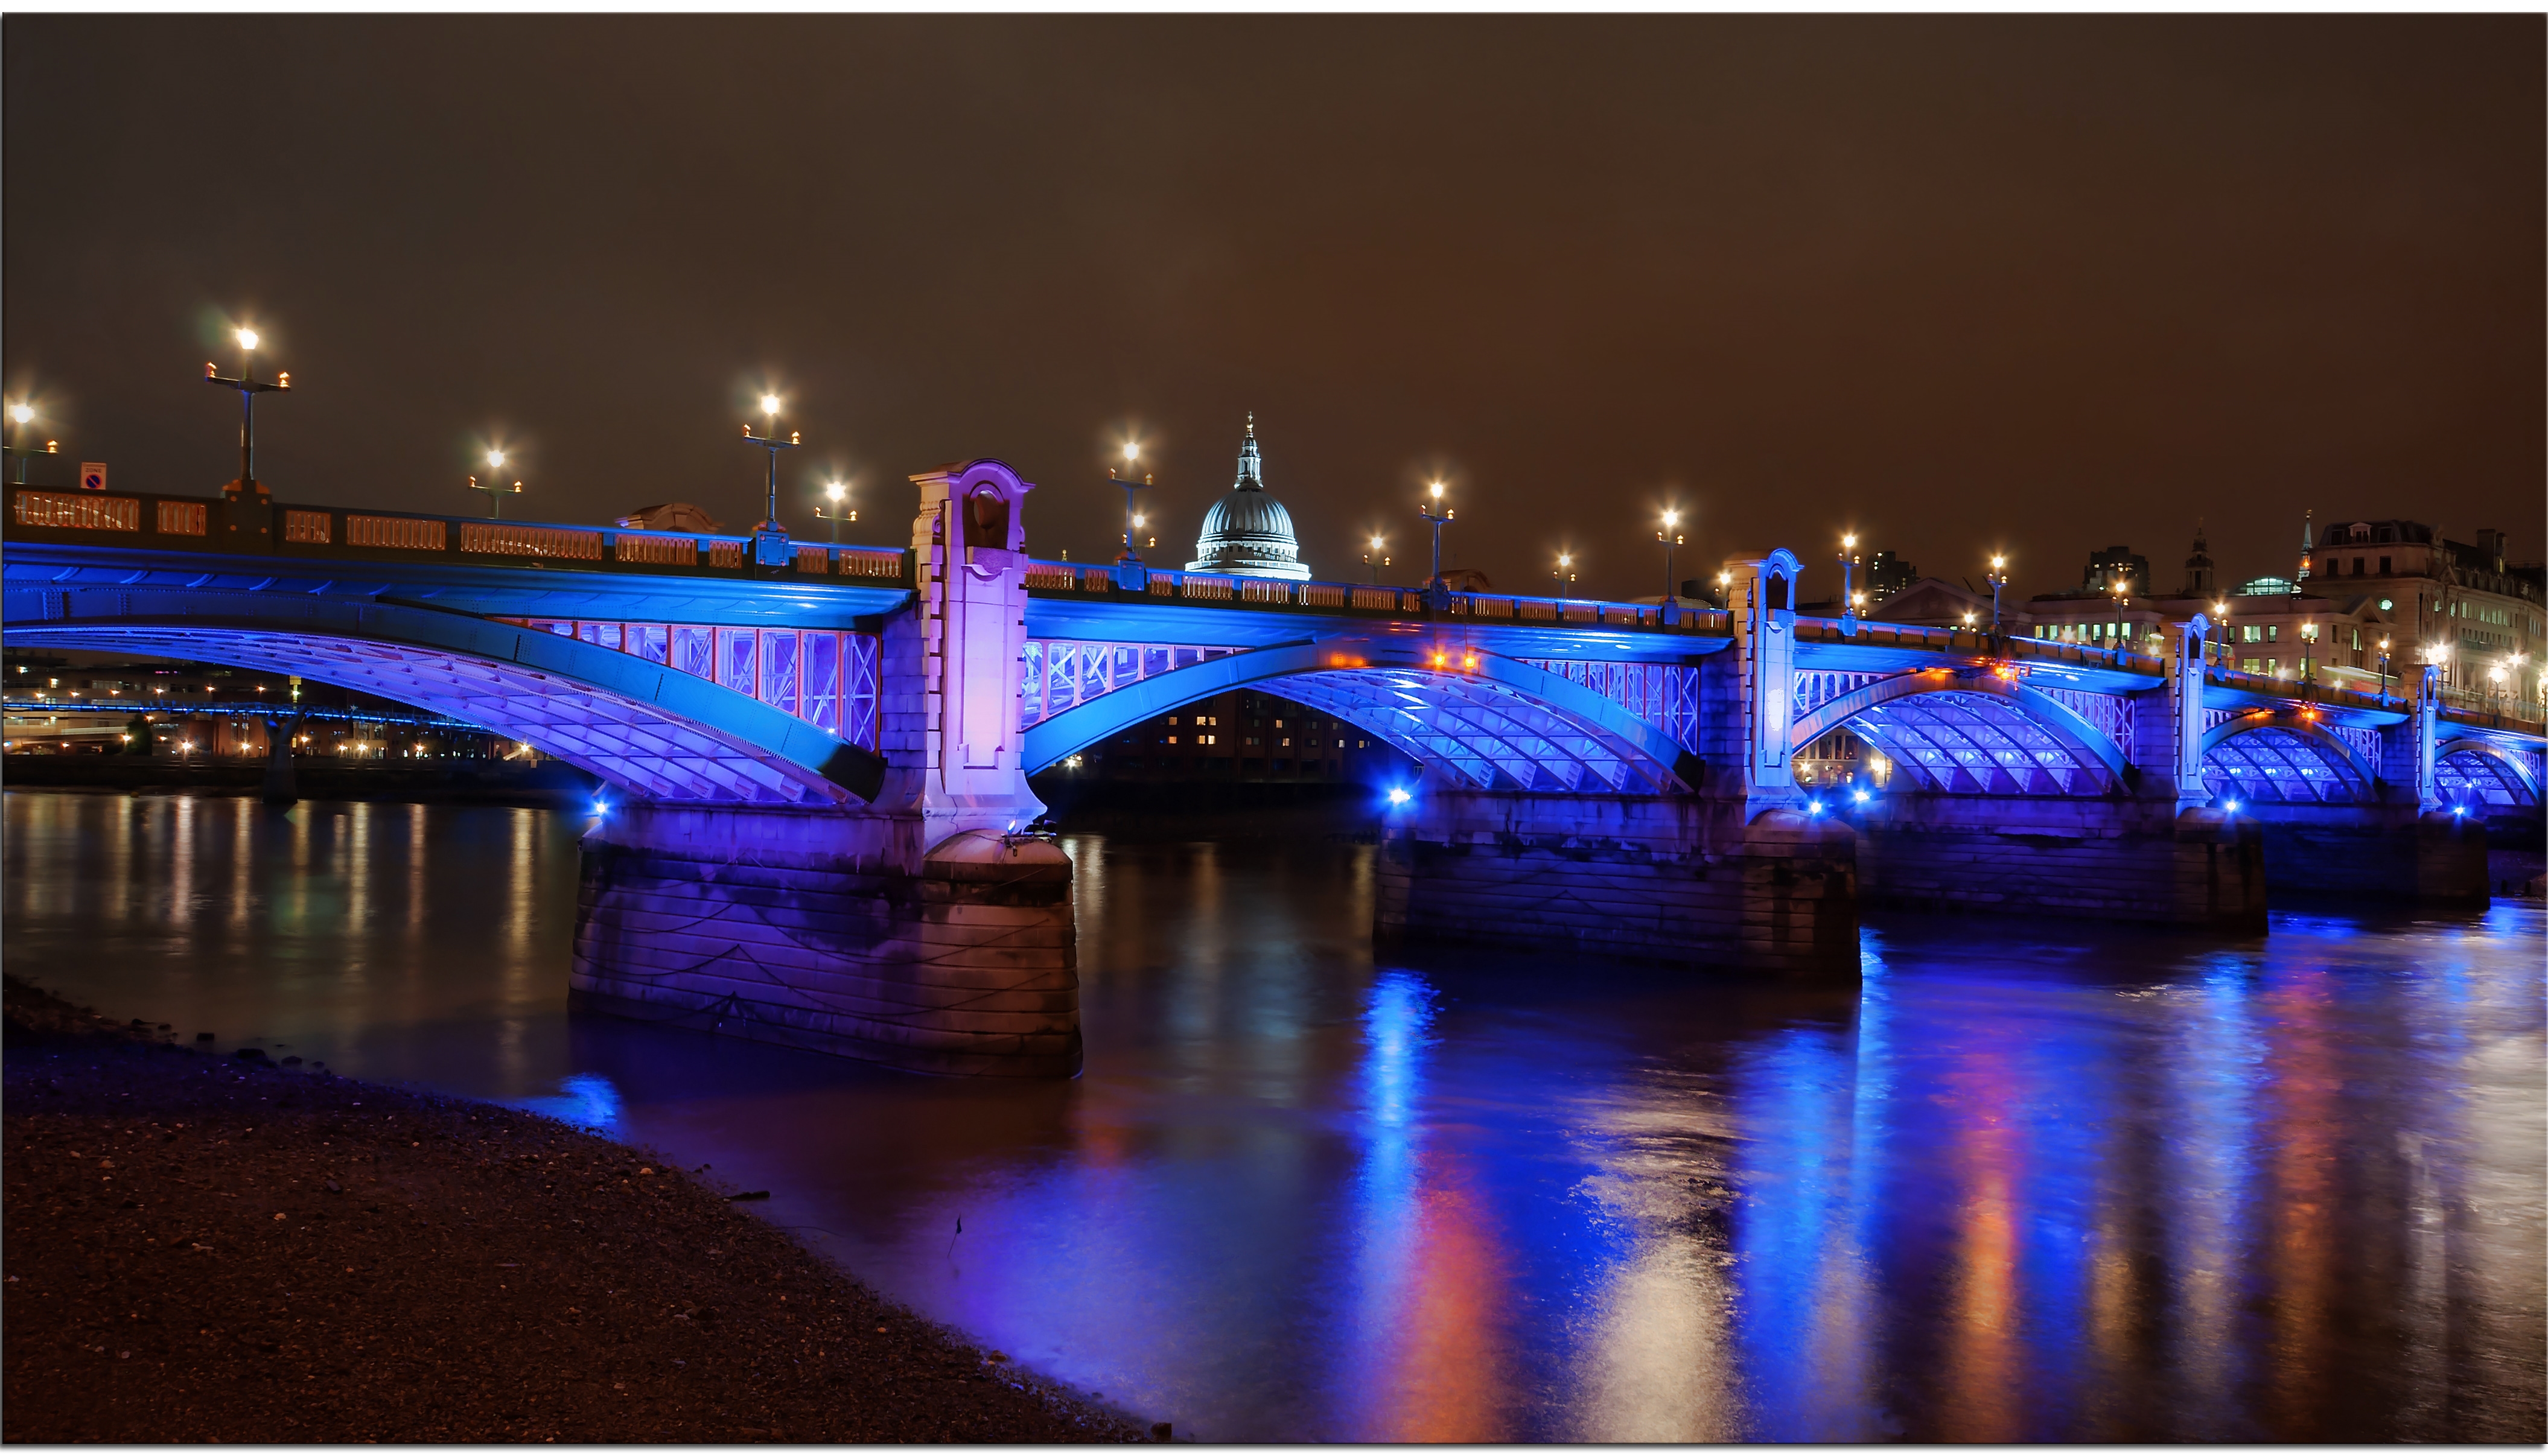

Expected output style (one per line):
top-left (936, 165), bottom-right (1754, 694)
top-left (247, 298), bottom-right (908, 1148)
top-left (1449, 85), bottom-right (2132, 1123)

top-left (6, 16), bottom-right (2540, 603)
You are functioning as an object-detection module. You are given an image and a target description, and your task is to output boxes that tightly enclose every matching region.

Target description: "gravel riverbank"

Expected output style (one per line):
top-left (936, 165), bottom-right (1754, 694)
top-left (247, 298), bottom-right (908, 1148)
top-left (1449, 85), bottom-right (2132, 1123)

top-left (1, 978), bottom-right (1147, 1443)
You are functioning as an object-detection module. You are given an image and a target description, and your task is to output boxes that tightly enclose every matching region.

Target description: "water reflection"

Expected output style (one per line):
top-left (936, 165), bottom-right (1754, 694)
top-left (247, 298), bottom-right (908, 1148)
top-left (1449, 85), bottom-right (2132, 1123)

top-left (4, 789), bottom-right (2540, 1442)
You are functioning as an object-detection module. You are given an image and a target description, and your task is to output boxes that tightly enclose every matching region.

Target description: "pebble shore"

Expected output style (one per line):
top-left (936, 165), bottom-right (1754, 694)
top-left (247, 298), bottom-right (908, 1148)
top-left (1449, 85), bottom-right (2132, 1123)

top-left (1, 978), bottom-right (1149, 1443)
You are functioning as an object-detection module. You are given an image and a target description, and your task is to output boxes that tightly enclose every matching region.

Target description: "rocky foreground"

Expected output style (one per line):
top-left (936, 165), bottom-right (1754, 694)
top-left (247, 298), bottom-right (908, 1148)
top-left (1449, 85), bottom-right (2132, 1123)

top-left (1, 978), bottom-right (1147, 1443)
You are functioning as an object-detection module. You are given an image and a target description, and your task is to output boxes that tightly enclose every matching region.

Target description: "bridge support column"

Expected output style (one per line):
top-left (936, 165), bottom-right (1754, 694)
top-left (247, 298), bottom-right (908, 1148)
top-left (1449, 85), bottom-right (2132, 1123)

top-left (1374, 780), bottom-right (1859, 977)
top-left (571, 460), bottom-right (1083, 1076)
top-left (1852, 796), bottom-right (2266, 930)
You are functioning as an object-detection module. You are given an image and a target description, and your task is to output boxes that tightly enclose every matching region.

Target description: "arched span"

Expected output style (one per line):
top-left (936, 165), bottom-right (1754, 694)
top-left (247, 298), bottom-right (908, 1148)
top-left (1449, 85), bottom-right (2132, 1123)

top-left (1789, 670), bottom-right (2129, 795)
top-left (2436, 739), bottom-right (2541, 811)
top-left (2, 586), bottom-right (884, 806)
top-left (2198, 713), bottom-right (2377, 806)
top-left (1021, 641), bottom-right (1702, 793)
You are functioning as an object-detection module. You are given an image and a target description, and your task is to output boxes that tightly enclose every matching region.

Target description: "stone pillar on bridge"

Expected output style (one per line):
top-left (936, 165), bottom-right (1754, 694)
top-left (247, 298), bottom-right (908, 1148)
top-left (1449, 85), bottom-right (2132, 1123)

top-left (2380, 663), bottom-right (2443, 813)
top-left (572, 459), bottom-right (1080, 1078)
top-left (1722, 548), bottom-right (1807, 818)
top-left (2134, 615), bottom-right (2213, 811)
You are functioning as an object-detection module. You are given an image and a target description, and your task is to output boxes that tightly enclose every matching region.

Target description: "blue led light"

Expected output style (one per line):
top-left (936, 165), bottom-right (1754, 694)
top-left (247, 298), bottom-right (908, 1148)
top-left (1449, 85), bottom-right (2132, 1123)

top-left (1850, 789), bottom-right (1869, 804)
top-left (2223, 800), bottom-right (2240, 813)
top-left (1385, 786), bottom-right (1412, 807)
top-left (1807, 800), bottom-right (1825, 815)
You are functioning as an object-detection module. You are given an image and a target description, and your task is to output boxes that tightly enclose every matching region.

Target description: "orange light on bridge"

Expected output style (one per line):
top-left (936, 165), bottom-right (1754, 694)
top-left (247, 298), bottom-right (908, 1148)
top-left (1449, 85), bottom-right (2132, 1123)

top-left (1461, 653), bottom-right (1478, 671)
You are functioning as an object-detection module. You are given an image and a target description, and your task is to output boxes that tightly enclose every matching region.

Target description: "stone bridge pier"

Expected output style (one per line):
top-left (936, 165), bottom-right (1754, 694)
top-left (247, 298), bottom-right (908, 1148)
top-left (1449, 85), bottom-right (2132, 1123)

top-left (570, 460), bottom-right (1083, 1076)
top-left (1376, 550), bottom-right (1861, 978)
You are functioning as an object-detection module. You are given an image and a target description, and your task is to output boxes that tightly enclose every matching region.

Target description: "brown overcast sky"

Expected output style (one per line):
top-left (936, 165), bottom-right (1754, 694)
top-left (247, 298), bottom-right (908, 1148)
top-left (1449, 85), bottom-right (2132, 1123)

top-left (5, 14), bottom-right (2540, 602)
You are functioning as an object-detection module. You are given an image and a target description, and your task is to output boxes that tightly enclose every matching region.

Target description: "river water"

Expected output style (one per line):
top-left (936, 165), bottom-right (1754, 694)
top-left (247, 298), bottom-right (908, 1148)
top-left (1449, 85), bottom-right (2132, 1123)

top-left (5, 789), bottom-right (2543, 1441)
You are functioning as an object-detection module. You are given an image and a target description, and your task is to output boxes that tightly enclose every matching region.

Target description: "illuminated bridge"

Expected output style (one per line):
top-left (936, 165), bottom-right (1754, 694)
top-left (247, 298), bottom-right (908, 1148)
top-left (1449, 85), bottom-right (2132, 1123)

top-left (8, 466), bottom-right (2539, 1075)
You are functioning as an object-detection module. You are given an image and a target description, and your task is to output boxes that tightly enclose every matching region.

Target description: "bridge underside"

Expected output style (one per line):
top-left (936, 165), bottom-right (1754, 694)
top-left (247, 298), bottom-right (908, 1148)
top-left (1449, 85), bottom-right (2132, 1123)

top-left (11, 624), bottom-right (860, 806)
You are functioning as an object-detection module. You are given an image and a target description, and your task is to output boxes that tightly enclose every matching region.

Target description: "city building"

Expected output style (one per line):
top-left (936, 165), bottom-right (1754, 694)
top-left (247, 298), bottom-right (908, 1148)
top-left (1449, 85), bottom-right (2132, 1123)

top-left (1867, 576), bottom-right (1994, 629)
top-left (1186, 416), bottom-right (1311, 580)
top-left (1862, 548), bottom-right (1918, 605)
top-left (1044, 688), bottom-right (1403, 784)
top-left (2305, 518), bottom-right (2544, 710)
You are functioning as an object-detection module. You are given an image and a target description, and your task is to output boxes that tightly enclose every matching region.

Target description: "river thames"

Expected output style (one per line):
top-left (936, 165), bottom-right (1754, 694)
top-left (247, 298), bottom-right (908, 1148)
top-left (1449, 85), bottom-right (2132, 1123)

top-left (6, 788), bottom-right (2541, 1441)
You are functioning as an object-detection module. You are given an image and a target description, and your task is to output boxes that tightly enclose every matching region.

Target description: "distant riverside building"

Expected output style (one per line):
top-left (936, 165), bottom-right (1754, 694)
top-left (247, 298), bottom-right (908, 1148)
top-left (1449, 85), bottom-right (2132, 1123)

top-left (1862, 549), bottom-right (1917, 605)
top-left (1867, 576), bottom-right (1994, 629)
top-left (2019, 516), bottom-right (2544, 711)
top-left (1046, 688), bottom-right (1403, 783)
top-left (1187, 416), bottom-right (1311, 581)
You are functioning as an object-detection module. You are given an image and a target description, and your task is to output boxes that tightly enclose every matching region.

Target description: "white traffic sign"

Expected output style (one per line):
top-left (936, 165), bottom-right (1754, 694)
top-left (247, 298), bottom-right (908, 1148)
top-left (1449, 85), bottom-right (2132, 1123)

top-left (78, 462), bottom-right (107, 492)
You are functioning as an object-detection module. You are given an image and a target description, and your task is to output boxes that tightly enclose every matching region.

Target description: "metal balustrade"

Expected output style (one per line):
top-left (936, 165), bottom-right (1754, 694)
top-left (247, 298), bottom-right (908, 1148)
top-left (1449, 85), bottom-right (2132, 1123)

top-left (5, 489), bottom-right (921, 589)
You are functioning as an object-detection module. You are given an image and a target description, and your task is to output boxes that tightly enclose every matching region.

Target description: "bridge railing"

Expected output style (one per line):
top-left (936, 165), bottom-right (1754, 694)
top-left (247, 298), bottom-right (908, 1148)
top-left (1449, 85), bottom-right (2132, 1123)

top-left (1023, 560), bottom-right (1734, 634)
top-left (7, 488), bottom-right (916, 587)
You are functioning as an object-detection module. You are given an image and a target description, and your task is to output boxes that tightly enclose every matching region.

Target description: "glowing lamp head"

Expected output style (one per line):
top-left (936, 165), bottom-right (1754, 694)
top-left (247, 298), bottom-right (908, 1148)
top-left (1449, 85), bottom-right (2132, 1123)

top-left (825, 480), bottom-right (846, 503)
top-left (1131, 512), bottom-right (1145, 529)
top-left (235, 328), bottom-right (259, 351)
top-left (1122, 440), bottom-right (1140, 464)
top-left (485, 447), bottom-right (506, 469)
top-left (1386, 786), bottom-right (1412, 807)
top-left (1991, 555), bottom-right (2006, 570)
top-left (1428, 480), bottom-right (1445, 501)
top-left (1661, 509), bottom-right (1680, 529)
top-left (1841, 532), bottom-right (1856, 550)
top-left (760, 393), bottom-right (782, 416)
top-left (7, 404), bottom-right (30, 425)
top-left (1370, 534), bottom-right (1384, 550)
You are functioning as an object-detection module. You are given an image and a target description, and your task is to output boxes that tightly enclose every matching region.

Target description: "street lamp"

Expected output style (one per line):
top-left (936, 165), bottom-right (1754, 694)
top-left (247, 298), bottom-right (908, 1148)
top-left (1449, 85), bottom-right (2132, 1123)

top-left (1364, 533), bottom-right (1390, 585)
top-left (2107, 573), bottom-right (2132, 663)
top-left (1837, 532), bottom-right (1862, 630)
top-left (2298, 621), bottom-right (2320, 687)
top-left (468, 446), bottom-right (523, 518)
top-left (1985, 554), bottom-right (2009, 635)
top-left (2212, 599), bottom-right (2233, 669)
top-left (1657, 509), bottom-right (1685, 622)
top-left (4, 401), bottom-right (58, 486)
top-left (205, 325), bottom-right (290, 501)
top-left (1554, 550), bottom-right (1578, 594)
top-left (1109, 440), bottom-right (1153, 565)
top-left (742, 392), bottom-right (799, 564)
top-left (814, 480), bottom-right (857, 542)
top-left (2376, 636), bottom-right (2392, 704)
top-left (1418, 480), bottom-right (1454, 603)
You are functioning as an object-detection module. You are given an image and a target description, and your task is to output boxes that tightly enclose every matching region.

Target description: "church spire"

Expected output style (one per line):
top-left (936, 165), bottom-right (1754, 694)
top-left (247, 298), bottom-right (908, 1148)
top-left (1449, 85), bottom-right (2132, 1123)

top-left (1232, 413), bottom-right (1264, 492)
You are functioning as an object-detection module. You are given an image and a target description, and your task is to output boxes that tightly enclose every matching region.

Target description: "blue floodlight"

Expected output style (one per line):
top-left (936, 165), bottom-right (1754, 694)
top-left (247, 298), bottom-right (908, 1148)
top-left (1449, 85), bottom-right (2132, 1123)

top-left (1850, 789), bottom-right (1870, 804)
top-left (2222, 799), bottom-right (2240, 813)
top-left (1807, 800), bottom-right (1825, 815)
top-left (1386, 786), bottom-right (1412, 807)
top-left (590, 795), bottom-right (611, 817)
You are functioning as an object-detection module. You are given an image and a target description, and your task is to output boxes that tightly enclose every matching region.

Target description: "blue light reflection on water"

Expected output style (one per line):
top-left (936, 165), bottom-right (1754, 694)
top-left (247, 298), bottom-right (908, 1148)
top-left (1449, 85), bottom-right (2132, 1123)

top-left (3, 790), bottom-right (2541, 1442)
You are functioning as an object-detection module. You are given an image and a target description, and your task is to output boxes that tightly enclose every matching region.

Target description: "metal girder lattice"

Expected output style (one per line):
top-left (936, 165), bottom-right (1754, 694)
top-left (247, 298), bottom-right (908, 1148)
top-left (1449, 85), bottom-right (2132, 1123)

top-left (2032, 684), bottom-right (2135, 763)
top-left (1275, 667), bottom-right (1682, 793)
top-left (1843, 690), bottom-right (2121, 796)
top-left (2202, 725), bottom-right (2371, 805)
top-left (1515, 658), bottom-right (1704, 754)
top-left (1019, 640), bottom-right (1240, 730)
top-left (17, 626), bottom-right (851, 806)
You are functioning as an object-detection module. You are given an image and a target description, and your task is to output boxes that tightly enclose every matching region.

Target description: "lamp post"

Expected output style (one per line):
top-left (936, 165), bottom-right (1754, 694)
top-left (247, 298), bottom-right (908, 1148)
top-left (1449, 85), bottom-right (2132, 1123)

top-left (1554, 550), bottom-right (1577, 594)
top-left (1836, 533), bottom-right (1863, 632)
top-left (205, 326), bottom-right (290, 501)
top-left (1986, 554), bottom-right (2009, 637)
top-left (2212, 599), bottom-right (2233, 670)
top-left (1657, 510), bottom-right (1684, 623)
top-left (1419, 480), bottom-right (1453, 603)
top-left (1110, 442), bottom-right (1152, 564)
top-left (1365, 534), bottom-right (1390, 585)
top-left (2108, 573), bottom-right (2131, 664)
top-left (2299, 620), bottom-right (2320, 689)
top-left (742, 393), bottom-right (798, 565)
top-left (814, 480), bottom-right (856, 543)
top-left (2376, 636), bottom-right (2392, 705)
top-left (4, 401), bottom-right (58, 485)
top-left (467, 447), bottom-right (523, 518)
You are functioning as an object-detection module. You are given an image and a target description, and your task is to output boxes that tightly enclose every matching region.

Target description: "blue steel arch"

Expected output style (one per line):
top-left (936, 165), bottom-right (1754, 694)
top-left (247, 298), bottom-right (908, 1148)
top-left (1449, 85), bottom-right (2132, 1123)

top-left (2197, 712), bottom-right (2378, 805)
top-left (1788, 670), bottom-right (2130, 795)
top-left (2436, 738), bottom-right (2541, 809)
top-left (2, 586), bottom-right (884, 805)
top-left (1020, 641), bottom-right (1703, 793)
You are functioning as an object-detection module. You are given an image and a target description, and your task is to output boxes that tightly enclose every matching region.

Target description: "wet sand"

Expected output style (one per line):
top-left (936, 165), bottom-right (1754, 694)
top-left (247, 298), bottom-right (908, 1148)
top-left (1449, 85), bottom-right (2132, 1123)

top-left (1, 978), bottom-right (1147, 1443)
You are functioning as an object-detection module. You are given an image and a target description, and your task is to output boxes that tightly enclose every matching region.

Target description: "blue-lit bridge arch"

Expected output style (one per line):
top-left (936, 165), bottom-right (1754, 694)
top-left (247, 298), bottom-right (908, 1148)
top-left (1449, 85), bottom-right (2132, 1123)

top-left (2435, 738), bottom-right (2541, 815)
top-left (2197, 710), bottom-right (2381, 806)
top-left (1785, 668), bottom-right (2132, 796)
top-left (1019, 640), bottom-right (1704, 793)
top-left (2, 586), bottom-right (884, 806)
